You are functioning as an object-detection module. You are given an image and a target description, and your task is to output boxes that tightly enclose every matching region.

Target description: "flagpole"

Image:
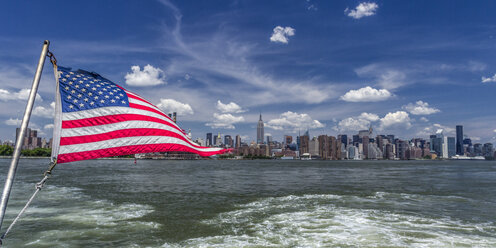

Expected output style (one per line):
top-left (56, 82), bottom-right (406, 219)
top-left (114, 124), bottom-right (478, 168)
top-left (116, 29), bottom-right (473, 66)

top-left (0, 40), bottom-right (50, 231)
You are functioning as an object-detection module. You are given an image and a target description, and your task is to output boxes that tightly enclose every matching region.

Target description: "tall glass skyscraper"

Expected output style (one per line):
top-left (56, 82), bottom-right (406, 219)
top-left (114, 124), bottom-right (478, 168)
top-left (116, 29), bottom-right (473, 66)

top-left (456, 125), bottom-right (463, 155)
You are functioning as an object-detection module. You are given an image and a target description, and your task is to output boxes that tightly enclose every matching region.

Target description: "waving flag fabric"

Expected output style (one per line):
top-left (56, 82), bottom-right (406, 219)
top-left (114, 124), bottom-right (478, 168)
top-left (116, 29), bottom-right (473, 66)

top-left (51, 66), bottom-right (229, 164)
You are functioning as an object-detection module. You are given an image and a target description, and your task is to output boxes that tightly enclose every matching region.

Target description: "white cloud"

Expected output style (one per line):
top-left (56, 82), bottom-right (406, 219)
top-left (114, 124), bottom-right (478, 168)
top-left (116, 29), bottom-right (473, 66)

top-left (270, 26), bottom-right (295, 44)
top-left (32, 102), bottom-right (55, 118)
top-left (216, 100), bottom-right (245, 113)
top-left (156, 98), bottom-right (194, 116)
top-left (0, 88), bottom-right (43, 102)
top-left (335, 112), bottom-right (379, 132)
top-left (125, 65), bottom-right (166, 86)
top-left (482, 74), bottom-right (496, 83)
top-left (206, 113), bottom-right (244, 129)
top-left (44, 124), bottom-right (54, 129)
top-left (340, 86), bottom-right (392, 102)
top-left (379, 111), bottom-right (412, 130)
top-left (345, 2), bottom-right (378, 19)
top-left (4, 118), bottom-right (21, 126)
top-left (494, 129), bottom-right (496, 133)
top-left (420, 117), bottom-right (429, 122)
top-left (433, 123), bottom-right (455, 134)
top-left (266, 111), bottom-right (324, 132)
top-left (402, 101), bottom-right (440, 115)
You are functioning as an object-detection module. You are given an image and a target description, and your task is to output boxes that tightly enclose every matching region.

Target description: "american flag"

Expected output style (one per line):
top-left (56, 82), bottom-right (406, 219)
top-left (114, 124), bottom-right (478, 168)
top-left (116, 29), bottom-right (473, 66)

top-left (51, 66), bottom-right (230, 164)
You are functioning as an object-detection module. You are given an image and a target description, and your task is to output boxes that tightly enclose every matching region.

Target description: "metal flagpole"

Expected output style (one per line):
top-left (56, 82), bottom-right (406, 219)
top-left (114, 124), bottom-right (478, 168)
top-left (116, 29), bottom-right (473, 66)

top-left (0, 40), bottom-right (50, 231)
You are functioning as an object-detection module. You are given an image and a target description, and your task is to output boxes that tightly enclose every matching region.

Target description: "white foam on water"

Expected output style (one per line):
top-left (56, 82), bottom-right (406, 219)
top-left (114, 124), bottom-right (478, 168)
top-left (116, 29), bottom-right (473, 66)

top-left (3, 183), bottom-right (159, 247)
top-left (163, 193), bottom-right (496, 248)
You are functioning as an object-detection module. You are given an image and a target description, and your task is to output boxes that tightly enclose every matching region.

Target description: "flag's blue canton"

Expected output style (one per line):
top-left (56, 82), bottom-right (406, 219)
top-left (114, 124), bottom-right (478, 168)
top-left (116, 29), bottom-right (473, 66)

top-left (57, 67), bottom-right (129, 113)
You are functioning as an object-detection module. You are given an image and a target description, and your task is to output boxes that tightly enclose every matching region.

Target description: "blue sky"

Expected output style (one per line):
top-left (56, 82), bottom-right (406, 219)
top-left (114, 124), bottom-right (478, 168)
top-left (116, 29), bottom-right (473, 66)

top-left (1, 0), bottom-right (495, 144)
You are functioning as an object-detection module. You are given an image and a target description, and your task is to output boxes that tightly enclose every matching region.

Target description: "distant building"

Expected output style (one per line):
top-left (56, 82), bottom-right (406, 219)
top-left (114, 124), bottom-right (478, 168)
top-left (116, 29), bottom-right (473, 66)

top-left (368, 143), bottom-right (383, 159)
top-left (195, 138), bottom-right (204, 146)
top-left (483, 143), bottom-right (494, 157)
top-left (331, 136), bottom-right (342, 160)
top-left (284, 135), bottom-right (293, 147)
top-left (339, 134), bottom-right (348, 148)
top-left (206, 133), bottom-right (212, 147)
top-left (456, 125), bottom-right (463, 155)
top-left (235, 135), bottom-right (241, 149)
top-left (309, 137), bottom-right (319, 157)
top-left (266, 135), bottom-right (272, 145)
top-left (299, 135), bottom-right (309, 155)
top-left (348, 146), bottom-right (359, 159)
top-left (224, 135), bottom-right (233, 148)
top-left (396, 140), bottom-right (408, 160)
top-left (362, 136), bottom-right (369, 159)
top-left (384, 143), bottom-right (394, 159)
top-left (15, 127), bottom-right (42, 150)
top-left (318, 135), bottom-right (329, 159)
top-left (473, 143), bottom-right (482, 156)
top-left (447, 137), bottom-right (456, 158)
top-left (257, 114), bottom-right (264, 144)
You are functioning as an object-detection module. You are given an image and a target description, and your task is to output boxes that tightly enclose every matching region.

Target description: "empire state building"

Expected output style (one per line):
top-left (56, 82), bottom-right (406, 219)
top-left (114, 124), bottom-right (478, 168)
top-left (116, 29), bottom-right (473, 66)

top-left (257, 114), bottom-right (264, 144)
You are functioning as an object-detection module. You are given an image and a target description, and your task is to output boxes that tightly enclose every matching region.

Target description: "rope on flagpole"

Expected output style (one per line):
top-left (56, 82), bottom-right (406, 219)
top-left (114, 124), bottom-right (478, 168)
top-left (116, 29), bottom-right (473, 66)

top-left (0, 160), bottom-right (57, 245)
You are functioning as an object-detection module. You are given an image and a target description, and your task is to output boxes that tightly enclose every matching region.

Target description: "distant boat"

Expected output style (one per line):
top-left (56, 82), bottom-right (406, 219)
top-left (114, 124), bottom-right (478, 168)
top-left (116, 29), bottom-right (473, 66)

top-left (300, 153), bottom-right (311, 160)
top-left (450, 155), bottom-right (485, 160)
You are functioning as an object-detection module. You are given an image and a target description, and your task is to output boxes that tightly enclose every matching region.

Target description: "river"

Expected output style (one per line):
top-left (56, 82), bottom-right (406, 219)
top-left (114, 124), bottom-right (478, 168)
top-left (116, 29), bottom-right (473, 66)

top-left (0, 159), bottom-right (495, 247)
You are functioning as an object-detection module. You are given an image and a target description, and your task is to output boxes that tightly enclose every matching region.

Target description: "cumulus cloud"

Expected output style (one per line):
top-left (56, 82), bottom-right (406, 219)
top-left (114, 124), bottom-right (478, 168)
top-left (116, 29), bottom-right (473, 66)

top-left (0, 88), bottom-right (43, 102)
top-left (335, 112), bottom-right (379, 132)
top-left (216, 100), bottom-right (245, 113)
top-left (482, 74), bottom-right (496, 83)
top-left (270, 26), bottom-right (295, 44)
top-left (420, 117), bottom-right (429, 122)
top-left (32, 102), bottom-right (55, 118)
top-left (340, 86), bottom-right (392, 102)
top-left (125, 65), bottom-right (166, 86)
top-left (379, 111), bottom-right (411, 130)
top-left (266, 111), bottom-right (324, 132)
top-left (345, 2), bottom-right (378, 19)
top-left (206, 113), bottom-right (244, 129)
top-left (433, 123), bottom-right (455, 134)
top-left (4, 118), bottom-right (21, 126)
top-left (402, 101), bottom-right (440, 115)
top-left (44, 124), bottom-right (54, 129)
top-left (156, 98), bottom-right (194, 116)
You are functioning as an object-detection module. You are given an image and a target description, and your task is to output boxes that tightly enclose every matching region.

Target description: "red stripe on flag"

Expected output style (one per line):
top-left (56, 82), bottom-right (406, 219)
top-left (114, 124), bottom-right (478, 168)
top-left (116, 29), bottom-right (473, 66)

top-left (57, 143), bottom-right (231, 164)
top-left (60, 128), bottom-right (202, 148)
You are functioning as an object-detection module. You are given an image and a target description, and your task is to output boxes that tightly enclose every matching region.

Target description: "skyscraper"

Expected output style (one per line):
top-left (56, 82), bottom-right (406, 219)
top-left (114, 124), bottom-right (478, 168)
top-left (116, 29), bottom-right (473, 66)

top-left (235, 135), bottom-right (241, 149)
top-left (224, 135), bottom-right (232, 148)
top-left (447, 137), bottom-right (456, 158)
top-left (362, 136), bottom-right (369, 159)
top-left (456, 125), bottom-right (463, 155)
top-left (257, 114), bottom-right (264, 144)
top-left (206, 133), bottom-right (212, 146)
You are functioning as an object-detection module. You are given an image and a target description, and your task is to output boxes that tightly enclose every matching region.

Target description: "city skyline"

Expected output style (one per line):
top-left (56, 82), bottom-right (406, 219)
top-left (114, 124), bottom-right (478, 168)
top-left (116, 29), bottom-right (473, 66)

top-left (1, 1), bottom-right (496, 145)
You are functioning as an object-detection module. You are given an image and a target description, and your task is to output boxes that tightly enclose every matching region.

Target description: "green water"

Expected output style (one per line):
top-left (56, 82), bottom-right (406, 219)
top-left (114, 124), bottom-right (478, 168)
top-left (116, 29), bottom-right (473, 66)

top-left (0, 159), bottom-right (495, 247)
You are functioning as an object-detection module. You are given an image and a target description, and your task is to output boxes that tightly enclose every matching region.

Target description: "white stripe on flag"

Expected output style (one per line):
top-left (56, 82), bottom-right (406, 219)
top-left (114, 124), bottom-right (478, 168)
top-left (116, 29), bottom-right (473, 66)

top-left (61, 120), bottom-right (185, 138)
top-left (61, 106), bottom-right (176, 127)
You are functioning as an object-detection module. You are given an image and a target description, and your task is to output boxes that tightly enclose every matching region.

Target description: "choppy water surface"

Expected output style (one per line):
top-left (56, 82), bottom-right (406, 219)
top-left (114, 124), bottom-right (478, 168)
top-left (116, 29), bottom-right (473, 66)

top-left (0, 159), bottom-right (495, 247)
